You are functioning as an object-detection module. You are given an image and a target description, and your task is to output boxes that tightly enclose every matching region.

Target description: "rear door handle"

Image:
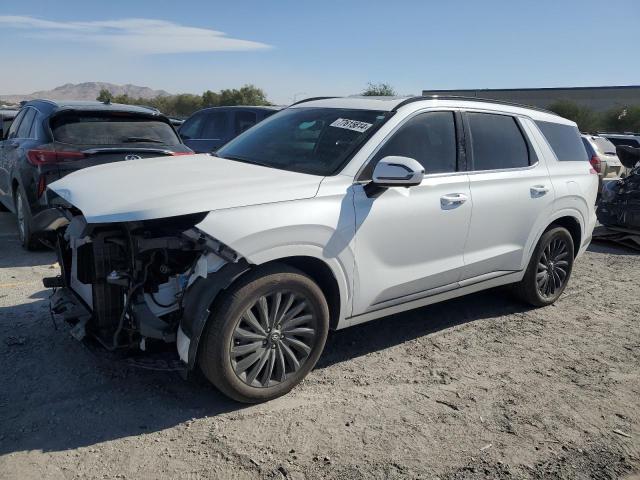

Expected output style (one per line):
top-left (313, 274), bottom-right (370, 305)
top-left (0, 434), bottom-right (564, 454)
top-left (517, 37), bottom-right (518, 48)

top-left (440, 193), bottom-right (468, 209)
top-left (530, 185), bottom-right (549, 197)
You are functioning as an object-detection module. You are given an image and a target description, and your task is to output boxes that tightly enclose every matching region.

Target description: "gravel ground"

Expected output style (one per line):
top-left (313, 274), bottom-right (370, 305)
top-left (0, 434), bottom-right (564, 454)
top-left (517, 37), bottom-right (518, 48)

top-left (0, 211), bottom-right (639, 479)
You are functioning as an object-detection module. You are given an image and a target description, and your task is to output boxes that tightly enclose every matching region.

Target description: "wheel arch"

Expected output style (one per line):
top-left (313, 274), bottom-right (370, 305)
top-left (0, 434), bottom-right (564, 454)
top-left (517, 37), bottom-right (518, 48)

top-left (547, 215), bottom-right (582, 257)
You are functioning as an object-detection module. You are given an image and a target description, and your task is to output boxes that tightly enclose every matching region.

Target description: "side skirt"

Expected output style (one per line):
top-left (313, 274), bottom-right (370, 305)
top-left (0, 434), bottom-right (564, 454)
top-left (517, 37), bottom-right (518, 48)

top-left (340, 270), bottom-right (523, 329)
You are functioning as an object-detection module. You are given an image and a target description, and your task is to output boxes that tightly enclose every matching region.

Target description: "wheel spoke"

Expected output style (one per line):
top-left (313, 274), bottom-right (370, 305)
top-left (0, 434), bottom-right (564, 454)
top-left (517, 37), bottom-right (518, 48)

top-left (282, 314), bottom-right (313, 330)
top-left (269, 292), bottom-right (282, 328)
top-left (283, 327), bottom-right (315, 337)
top-left (242, 310), bottom-right (267, 336)
top-left (233, 327), bottom-right (266, 342)
top-left (281, 300), bottom-right (307, 324)
top-left (257, 296), bottom-right (270, 330)
top-left (261, 349), bottom-right (276, 387)
top-left (276, 345), bottom-right (287, 381)
top-left (283, 337), bottom-right (311, 355)
top-left (246, 348), bottom-right (271, 385)
top-left (276, 293), bottom-right (295, 325)
top-left (280, 341), bottom-right (301, 371)
top-left (232, 341), bottom-right (263, 356)
top-left (234, 348), bottom-right (265, 374)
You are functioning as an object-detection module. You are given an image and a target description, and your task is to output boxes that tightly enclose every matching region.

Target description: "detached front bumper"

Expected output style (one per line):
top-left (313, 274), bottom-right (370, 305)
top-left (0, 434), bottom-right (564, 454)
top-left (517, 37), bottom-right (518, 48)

top-left (31, 207), bottom-right (70, 233)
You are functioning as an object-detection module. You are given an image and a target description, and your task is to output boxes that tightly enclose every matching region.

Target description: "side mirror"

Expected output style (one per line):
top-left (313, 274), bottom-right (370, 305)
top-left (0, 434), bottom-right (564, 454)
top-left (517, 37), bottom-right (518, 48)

top-left (371, 156), bottom-right (424, 188)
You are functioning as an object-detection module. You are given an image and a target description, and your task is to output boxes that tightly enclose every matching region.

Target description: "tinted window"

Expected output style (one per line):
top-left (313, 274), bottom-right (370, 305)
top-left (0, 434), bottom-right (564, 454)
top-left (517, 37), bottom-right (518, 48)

top-left (372, 111), bottom-right (457, 174)
top-left (235, 111), bottom-right (257, 134)
top-left (581, 137), bottom-right (595, 157)
top-left (468, 113), bottom-right (529, 170)
top-left (51, 114), bottom-right (180, 145)
top-left (16, 108), bottom-right (36, 138)
top-left (217, 108), bottom-right (389, 176)
top-left (200, 111), bottom-right (229, 139)
top-left (535, 121), bottom-right (589, 162)
top-left (179, 113), bottom-right (205, 139)
top-left (607, 137), bottom-right (640, 149)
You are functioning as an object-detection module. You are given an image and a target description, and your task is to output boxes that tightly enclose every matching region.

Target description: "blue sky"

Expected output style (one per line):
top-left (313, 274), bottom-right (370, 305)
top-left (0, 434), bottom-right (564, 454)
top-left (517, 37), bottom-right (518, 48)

top-left (1, 0), bottom-right (639, 104)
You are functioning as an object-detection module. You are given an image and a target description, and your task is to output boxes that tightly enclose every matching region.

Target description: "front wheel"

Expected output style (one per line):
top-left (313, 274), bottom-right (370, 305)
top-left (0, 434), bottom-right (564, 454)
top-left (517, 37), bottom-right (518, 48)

top-left (198, 264), bottom-right (330, 403)
top-left (514, 226), bottom-right (574, 307)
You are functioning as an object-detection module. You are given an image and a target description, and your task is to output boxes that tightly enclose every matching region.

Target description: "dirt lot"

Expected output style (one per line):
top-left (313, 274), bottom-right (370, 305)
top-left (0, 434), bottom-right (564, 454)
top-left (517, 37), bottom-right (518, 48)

top-left (0, 211), bottom-right (639, 480)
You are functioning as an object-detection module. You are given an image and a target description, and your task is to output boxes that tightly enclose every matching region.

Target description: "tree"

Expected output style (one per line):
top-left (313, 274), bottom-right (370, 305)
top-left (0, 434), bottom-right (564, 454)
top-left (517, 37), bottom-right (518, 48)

top-left (602, 106), bottom-right (640, 133)
top-left (361, 82), bottom-right (396, 96)
top-left (96, 88), bottom-right (113, 103)
top-left (548, 100), bottom-right (600, 132)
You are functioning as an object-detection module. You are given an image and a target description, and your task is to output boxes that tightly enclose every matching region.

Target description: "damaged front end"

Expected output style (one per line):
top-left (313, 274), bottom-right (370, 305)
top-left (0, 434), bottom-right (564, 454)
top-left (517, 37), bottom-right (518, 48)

top-left (46, 210), bottom-right (248, 369)
top-left (597, 146), bottom-right (640, 230)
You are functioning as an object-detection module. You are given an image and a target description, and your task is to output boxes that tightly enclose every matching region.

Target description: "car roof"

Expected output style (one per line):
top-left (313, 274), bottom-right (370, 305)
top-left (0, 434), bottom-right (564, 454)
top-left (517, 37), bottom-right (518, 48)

top-left (22, 99), bottom-right (163, 116)
top-left (289, 96), bottom-right (571, 124)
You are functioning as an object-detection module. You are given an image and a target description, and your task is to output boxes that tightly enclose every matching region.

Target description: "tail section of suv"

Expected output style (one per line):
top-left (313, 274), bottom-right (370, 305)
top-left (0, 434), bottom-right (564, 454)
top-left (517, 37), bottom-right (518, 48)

top-left (43, 96), bottom-right (597, 402)
top-left (0, 100), bottom-right (192, 249)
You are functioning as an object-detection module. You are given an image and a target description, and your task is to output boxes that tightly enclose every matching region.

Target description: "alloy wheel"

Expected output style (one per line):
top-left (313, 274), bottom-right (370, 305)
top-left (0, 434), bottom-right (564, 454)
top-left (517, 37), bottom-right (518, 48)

top-left (230, 291), bottom-right (317, 388)
top-left (536, 237), bottom-right (570, 298)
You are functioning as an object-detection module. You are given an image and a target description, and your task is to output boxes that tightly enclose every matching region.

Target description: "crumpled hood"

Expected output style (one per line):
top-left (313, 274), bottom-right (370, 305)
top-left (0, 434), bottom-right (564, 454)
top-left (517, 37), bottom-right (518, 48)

top-left (49, 154), bottom-right (323, 223)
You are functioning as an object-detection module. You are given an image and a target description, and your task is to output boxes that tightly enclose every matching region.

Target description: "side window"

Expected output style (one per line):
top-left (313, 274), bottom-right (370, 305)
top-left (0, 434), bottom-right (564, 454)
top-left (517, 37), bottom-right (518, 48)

top-left (535, 121), bottom-right (589, 162)
top-left (467, 113), bottom-right (529, 170)
top-left (372, 111), bottom-right (457, 174)
top-left (179, 113), bottom-right (205, 139)
top-left (201, 111), bottom-right (230, 139)
top-left (7, 110), bottom-right (26, 139)
top-left (16, 108), bottom-right (36, 139)
top-left (235, 111), bottom-right (257, 134)
top-left (581, 137), bottom-right (595, 157)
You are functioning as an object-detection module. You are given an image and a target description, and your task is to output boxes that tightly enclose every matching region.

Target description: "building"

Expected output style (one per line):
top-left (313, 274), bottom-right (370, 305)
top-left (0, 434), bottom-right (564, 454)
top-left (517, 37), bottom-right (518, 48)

top-left (421, 86), bottom-right (640, 112)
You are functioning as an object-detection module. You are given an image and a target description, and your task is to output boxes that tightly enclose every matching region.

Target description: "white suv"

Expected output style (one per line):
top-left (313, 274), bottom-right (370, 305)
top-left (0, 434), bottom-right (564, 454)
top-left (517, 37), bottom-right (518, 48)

top-left (45, 96), bottom-right (598, 402)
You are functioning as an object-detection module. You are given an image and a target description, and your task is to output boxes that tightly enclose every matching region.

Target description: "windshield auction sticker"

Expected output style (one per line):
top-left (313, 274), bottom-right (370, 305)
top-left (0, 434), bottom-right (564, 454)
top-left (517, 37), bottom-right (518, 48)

top-left (330, 118), bottom-right (373, 133)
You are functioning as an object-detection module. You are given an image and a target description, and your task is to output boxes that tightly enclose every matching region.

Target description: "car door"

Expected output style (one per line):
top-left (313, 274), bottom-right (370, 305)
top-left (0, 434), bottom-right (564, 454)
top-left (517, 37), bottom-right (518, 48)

top-left (461, 111), bottom-right (555, 280)
top-left (0, 109), bottom-right (27, 204)
top-left (351, 110), bottom-right (472, 315)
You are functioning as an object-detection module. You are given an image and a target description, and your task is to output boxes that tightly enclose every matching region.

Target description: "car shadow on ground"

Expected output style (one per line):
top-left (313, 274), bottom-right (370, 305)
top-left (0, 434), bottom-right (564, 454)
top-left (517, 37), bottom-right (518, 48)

top-left (318, 287), bottom-right (530, 369)
top-left (0, 214), bottom-right (56, 268)
top-left (588, 239), bottom-right (639, 256)
top-left (0, 286), bottom-right (531, 456)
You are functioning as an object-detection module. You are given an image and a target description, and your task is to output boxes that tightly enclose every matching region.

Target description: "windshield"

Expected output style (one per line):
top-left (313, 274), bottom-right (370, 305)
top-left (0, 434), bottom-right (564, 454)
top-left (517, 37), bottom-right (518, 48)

top-left (51, 113), bottom-right (180, 146)
top-left (216, 107), bottom-right (389, 175)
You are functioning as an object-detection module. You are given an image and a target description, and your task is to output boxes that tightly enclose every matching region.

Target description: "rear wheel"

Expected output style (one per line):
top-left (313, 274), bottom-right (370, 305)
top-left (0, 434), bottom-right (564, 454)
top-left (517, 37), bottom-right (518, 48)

top-left (14, 188), bottom-right (39, 250)
top-left (514, 226), bottom-right (574, 307)
top-left (198, 264), bottom-right (330, 403)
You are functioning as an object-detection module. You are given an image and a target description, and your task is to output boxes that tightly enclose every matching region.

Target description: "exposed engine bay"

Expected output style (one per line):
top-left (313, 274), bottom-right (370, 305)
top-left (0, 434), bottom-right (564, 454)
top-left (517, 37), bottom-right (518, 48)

top-left (46, 210), bottom-right (247, 368)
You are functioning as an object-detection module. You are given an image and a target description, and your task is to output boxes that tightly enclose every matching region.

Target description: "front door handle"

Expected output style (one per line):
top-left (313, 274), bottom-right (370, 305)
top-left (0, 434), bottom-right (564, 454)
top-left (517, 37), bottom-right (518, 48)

top-left (530, 185), bottom-right (549, 197)
top-left (440, 193), bottom-right (468, 209)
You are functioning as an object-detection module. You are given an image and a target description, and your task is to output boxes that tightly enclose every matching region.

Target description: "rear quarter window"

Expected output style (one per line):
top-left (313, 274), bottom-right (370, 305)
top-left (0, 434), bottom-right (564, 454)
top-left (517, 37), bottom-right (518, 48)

top-left (535, 121), bottom-right (588, 162)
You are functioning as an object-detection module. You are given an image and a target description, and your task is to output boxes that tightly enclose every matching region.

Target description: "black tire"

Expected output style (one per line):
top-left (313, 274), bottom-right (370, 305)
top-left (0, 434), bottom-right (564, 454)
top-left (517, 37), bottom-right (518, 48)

top-left (14, 187), bottom-right (39, 250)
top-left (514, 226), bottom-right (574, 307)
top-left (198, 264), bottom-right (330, 403)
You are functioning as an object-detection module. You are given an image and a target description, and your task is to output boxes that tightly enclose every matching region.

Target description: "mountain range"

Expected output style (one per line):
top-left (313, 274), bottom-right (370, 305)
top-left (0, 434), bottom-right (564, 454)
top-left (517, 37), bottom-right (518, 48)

top-left (0, 82), bottom-right (171, 104)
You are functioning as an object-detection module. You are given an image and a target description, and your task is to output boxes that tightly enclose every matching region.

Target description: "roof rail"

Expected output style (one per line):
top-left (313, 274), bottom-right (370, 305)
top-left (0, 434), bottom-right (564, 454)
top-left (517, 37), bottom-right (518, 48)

top-left (289, 96), bottom-right (339, 107)
top-left (392, 95), bottom-right (557, 115)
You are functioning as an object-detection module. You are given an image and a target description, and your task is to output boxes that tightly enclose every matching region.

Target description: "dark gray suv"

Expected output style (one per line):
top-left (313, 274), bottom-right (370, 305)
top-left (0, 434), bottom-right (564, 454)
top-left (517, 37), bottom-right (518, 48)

top-left (0, 100), bottom-right (193, 249)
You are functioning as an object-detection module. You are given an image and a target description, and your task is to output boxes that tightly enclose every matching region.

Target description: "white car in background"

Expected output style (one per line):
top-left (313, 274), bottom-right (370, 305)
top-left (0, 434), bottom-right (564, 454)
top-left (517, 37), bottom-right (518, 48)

top-left (44, 96), bottom-right (598, 402)
top-left (580, 134), bottom-right (623, 189)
